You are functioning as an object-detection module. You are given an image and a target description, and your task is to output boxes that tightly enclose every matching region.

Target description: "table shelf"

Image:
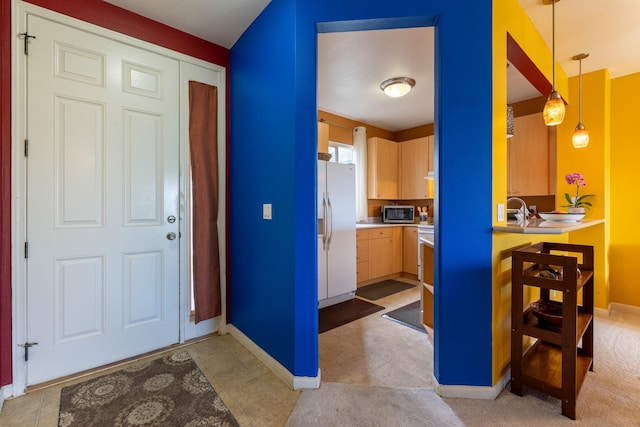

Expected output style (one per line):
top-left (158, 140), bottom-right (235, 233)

top-left (511, 242), bottom-right (594, 420)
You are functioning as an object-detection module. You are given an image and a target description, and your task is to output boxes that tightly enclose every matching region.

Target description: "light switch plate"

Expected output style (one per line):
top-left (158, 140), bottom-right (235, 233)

top-left (263, 203), bottom-right (272, 220)
top-left (497, 203), bottom-right (505, 222)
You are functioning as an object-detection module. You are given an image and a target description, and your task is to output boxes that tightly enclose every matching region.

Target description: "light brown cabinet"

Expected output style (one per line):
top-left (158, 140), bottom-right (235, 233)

top-left (367, 137), bottom-right (399, 199)
top-left (391, 227), bottom-right (403, 274)
top-left (400, 136), bottom-right (433, 199)
top-left (421, 242), bottom-right (434, 331)
top-left (357, 226), bottom-right (403, 285)
top-left (402, 226), bottom-right (418, 275)
top-left (317, 121), bottom-right (329, 154)
top-left (508, 112), bottom-right (554, 196)
top-left (367, 228), bottom-right (396, 279)
top-left (356, 229), bottom-right (370, 283)
top-left (368, 136), bottom-right (435, 201)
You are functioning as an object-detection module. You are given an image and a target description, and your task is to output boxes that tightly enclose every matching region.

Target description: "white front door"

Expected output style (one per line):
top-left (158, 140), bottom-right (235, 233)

top-left (24, 14), bottom-right (180, 385)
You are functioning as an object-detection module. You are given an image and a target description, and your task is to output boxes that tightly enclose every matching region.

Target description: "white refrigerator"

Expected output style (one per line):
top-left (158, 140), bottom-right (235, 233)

top-left (317, 160), bottom-right (357, 309)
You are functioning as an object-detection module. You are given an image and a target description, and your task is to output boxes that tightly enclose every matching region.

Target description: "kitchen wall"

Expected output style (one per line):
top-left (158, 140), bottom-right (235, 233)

top-left (609, 72), bottom-right (640, 307)
top-left (318, 110), bottom-right (394, 145)
top-left (318, 110), bottom-right (435, 221)
top-left (557, 69), bottom-right (610, 309)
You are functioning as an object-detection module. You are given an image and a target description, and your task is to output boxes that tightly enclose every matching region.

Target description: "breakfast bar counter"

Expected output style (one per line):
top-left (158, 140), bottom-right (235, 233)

top-left (493, 218), bottom-right (604, 234)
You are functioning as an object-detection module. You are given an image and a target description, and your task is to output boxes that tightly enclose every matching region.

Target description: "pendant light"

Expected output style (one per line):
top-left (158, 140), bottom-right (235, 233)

top-left (572, 53), bottom-right (589, 148)
top-left (506, 63), bottom-right (514, 138)
top-left (506, 104), bottom-right (515, 138)
top-left (542, 0), bottom-right (565, 126)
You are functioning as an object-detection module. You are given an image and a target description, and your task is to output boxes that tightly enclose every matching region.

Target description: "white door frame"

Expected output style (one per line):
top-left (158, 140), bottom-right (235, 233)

top-left (11, 1), bottom-right (227, 396)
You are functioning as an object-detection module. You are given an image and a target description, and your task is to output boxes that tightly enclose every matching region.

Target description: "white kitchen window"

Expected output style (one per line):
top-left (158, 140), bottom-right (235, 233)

top-left (328, 142), bottom-right (354, 164)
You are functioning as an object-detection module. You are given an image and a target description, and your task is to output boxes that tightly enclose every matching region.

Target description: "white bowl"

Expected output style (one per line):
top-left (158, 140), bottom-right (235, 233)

top-left (539, 212), bottom-right (585, 222)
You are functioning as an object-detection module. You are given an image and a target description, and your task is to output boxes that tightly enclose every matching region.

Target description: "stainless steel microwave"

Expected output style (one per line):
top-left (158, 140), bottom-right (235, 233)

top-left (382, 205), bottom-right (415, 223)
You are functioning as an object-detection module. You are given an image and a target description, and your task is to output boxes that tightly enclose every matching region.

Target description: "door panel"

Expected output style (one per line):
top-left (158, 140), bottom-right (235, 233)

top-left (25, 14), bottom-right (180, 385)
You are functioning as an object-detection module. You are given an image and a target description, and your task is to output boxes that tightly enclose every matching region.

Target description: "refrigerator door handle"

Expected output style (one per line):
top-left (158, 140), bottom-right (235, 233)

top-left (326, 193), bottom-right (333, 250)
top-left (321, 193), bottom-right (328, 249)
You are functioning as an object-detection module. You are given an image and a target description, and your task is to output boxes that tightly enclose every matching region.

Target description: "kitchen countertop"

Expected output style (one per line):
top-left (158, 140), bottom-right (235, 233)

top-left (356, 222), bottom-right (432, 229)
top-left (493, 218), bottom-right (605, 234)
top-left (419, 236), bottom-right (434, 247)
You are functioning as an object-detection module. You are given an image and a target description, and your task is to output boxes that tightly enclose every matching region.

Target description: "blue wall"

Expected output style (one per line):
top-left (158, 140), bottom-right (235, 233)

top-left (230, 0), bottom-right (494, 386)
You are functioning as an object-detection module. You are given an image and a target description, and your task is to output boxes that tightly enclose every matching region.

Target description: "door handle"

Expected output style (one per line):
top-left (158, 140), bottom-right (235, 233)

top-left (326, 194), bottom-right (333, 250)
top-left (166, 232), bottom-right (177, 240)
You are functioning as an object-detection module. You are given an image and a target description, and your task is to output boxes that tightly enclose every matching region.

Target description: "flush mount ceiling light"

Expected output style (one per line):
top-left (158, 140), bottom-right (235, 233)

top-left (380, 77), bottom-right (416, 98)
top-left (542, 0), bottom-right (566, 126)
top-left (572, 52), bottom-right (590, 148)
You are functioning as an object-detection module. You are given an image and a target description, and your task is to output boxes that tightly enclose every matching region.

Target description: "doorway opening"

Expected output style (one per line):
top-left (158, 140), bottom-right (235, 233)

top-left (316, 25), bottom-right (436, 387)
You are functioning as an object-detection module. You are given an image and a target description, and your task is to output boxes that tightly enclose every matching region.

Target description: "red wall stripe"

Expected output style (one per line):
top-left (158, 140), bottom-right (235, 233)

top-left (1, 0), bottom-right (230, 387)
top-left (1, 0), bottom-right (13, 388)
top-left (507, 32), bottom-right (552, 99)
top-left (25, 0), bottom-right (230, 67)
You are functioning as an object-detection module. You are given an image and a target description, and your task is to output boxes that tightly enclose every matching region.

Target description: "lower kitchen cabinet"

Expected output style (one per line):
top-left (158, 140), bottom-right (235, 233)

top-left (356, 229), bottom-right (370, 283)
top-left (356, 226), bottom-right (403, 285)
top-left (368, 229), bottom-right (394, 279)
top-left (403, 226), bottom-right (418, 275)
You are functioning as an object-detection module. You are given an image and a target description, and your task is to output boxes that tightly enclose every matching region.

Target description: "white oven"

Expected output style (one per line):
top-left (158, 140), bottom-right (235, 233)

top-left (417, 224), bottom-right (434, 282)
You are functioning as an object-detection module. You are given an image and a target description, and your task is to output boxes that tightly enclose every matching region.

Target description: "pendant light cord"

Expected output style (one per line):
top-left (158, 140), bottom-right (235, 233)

top-left (551, 0), bottom-right (556, 91)
top-left (578, 58), bottom-right (583, 123)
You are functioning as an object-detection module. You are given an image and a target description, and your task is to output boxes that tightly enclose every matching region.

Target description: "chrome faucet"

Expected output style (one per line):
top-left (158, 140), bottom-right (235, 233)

top-left (507, 197), bottom-right (530, 223)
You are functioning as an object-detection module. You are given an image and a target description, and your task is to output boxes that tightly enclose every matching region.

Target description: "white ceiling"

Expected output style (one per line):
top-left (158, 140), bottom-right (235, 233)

top-left (104, 0), bottom-right (271, 49)
top-left (105, 0), bottom-right (640, 131)
top-left (317, 27), bottom-right (434, 132)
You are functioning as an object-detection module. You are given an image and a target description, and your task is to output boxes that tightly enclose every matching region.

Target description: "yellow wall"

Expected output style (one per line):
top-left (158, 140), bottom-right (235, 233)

top-left (491, 0), bottom-right (570, 385)
top-left (556, 70), bottom-right (611, 309)
top-left (610, 73), bottom-right (640, 306)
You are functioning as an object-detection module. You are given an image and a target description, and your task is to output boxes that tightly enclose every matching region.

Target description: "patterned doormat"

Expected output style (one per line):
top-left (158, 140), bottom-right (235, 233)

top-left (58, 351), bottom-right (239, 427)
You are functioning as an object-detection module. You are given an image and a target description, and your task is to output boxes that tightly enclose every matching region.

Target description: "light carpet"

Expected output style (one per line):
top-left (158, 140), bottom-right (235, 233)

top-left (445, 306), bottom-right (640, 426)
top-left (285, 382), bottom-right (464, 427)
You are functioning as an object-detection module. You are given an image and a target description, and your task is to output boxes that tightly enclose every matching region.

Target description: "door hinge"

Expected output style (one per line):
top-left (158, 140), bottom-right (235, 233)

top-left (19, 342), bottom-right (38, 361)
top-left (24, 139), bottom-right (28, 157)
top-left (17, 32), bottom-right (36, 55)
top-left (24, 241), bottom-right (28, 259)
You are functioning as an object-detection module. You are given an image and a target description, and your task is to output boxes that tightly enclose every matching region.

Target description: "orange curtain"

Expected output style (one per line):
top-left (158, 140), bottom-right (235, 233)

top-left (188, 81), bottom-right (220, 323)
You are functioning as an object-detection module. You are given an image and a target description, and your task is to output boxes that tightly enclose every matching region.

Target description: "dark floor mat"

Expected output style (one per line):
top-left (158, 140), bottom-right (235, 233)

top-left (355, 279), bottom-right (415, 300)
top-left (318, 298), bottom-right (384, 334)
top-left (382, 300), bottom-right (426, 333)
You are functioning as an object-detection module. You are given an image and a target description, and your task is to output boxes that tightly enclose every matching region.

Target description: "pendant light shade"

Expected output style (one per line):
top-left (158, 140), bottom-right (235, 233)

top-left (506, 104), bottom-right (515, 138)
top-left (543, 90), bottom-right (565, 126)
top-left (543, 0), bottom-right (565, 126)
top-left (572, 53), bottom-right (590, 148)
top-left (572, 123), bottom-right (589, 148)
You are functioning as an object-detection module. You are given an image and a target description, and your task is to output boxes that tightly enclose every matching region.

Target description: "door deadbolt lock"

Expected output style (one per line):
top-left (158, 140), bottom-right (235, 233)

top-left (166, 232), bottom-right (177, 240)
top-left (167, 215), bottom-right (176, 223)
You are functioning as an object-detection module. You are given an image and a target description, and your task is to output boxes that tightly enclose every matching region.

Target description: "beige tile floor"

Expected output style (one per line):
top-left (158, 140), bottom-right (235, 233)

top-left (0, 279), bottom-right (431, 426)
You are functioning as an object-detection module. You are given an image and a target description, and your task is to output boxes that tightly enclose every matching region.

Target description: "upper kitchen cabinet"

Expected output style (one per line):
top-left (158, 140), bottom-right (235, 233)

top-left (508, 112), bottom-right (555, 197)
top-left (400, 136), bottom-right (433, 199)
top-left (318, 121), bottom-right (329, 155)
top-left (367, 137), bottom-right (399, 199)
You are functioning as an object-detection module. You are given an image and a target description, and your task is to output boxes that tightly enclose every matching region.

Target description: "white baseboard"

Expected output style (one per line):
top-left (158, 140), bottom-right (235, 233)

top-left (227, 324), bottom-right (320, 390)
top-left (0, 384), bottom-right (12, 413)
top-left (609, 302), bottom-right (640, 315)
top-left (594, 306), bottom-right (611, 317)
top-left (432, 370), bottom-right (510, 400)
